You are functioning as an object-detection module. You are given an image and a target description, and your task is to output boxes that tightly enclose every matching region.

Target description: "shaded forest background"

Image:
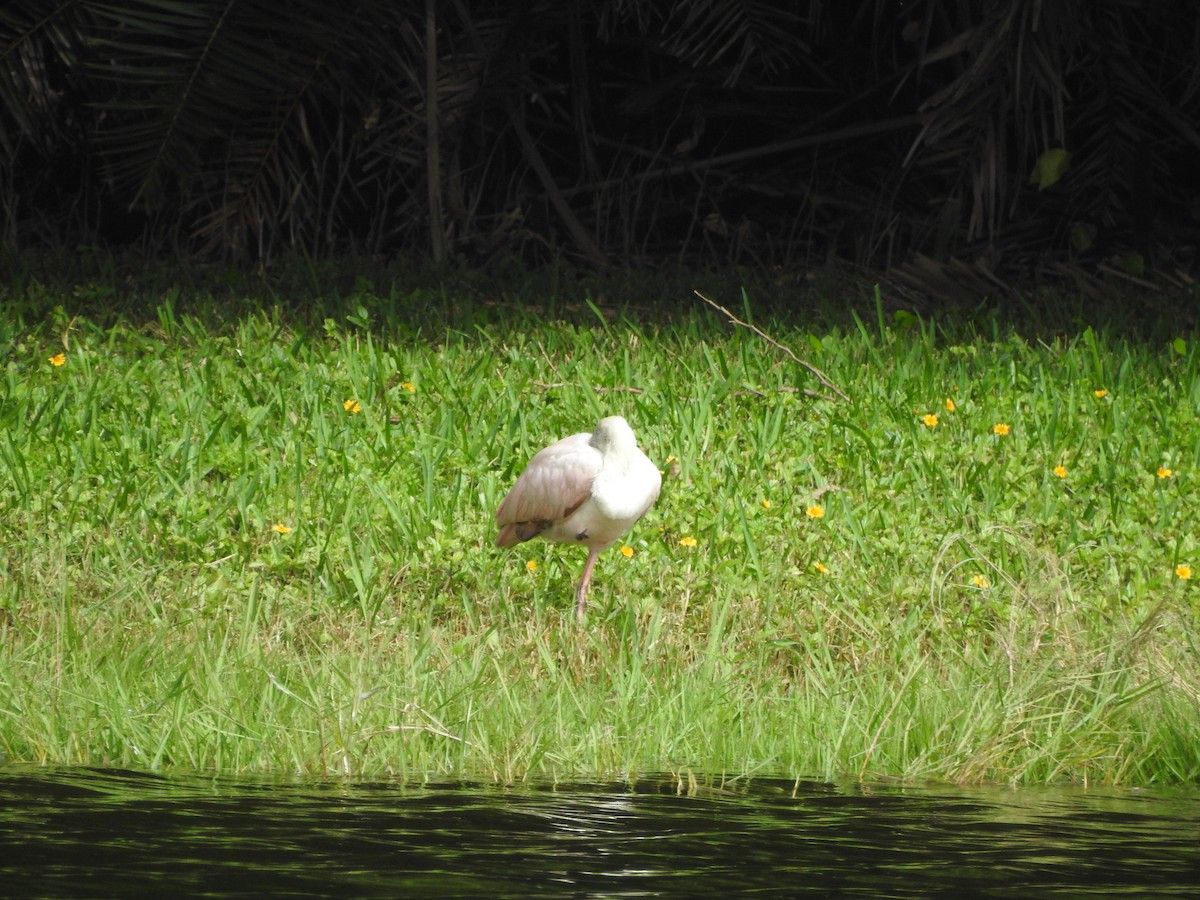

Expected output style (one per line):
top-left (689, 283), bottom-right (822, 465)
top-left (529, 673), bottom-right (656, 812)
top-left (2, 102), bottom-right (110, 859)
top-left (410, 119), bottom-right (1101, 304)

top-left (2, 0), bottom-right (1199, 301)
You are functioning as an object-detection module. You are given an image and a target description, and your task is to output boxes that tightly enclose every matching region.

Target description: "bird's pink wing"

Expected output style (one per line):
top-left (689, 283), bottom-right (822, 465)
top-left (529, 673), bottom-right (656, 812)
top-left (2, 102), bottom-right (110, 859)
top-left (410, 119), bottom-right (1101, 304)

top-left (495, 433), bottom-right (599, 546)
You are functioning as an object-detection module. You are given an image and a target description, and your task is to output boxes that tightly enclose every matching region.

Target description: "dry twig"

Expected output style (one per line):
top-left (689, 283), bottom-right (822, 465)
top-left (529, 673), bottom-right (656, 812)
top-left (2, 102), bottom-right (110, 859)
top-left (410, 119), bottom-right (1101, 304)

top-left (694, 290), bottom-right (850, 402)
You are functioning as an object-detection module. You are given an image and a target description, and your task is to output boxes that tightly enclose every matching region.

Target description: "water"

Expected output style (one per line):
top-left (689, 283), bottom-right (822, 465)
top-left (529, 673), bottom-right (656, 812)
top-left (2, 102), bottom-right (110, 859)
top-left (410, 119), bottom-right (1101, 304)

top-left (3, 768), bottom-right (1199, 897)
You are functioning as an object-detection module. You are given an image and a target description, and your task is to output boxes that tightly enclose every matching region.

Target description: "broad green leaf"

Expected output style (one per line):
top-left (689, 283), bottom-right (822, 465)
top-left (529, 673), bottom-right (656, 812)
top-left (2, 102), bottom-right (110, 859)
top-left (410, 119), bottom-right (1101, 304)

top-left (1029, 148), bottom-right (1072, 190)
top-left (1109, 252), bottom-right (1145, 276)
top-left (1069, 222), bottom-right (1097, 253)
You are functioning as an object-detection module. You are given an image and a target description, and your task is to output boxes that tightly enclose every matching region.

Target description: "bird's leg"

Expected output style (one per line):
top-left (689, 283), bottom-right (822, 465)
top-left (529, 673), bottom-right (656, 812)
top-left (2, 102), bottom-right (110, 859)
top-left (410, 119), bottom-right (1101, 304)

top-left (575, 547), bottom-right (601, 621)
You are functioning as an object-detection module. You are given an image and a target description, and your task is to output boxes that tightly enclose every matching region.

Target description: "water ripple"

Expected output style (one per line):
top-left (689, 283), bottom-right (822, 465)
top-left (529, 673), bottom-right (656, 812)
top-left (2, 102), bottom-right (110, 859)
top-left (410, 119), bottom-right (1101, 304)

top-left (2, 768), bottom-right (1198, 897)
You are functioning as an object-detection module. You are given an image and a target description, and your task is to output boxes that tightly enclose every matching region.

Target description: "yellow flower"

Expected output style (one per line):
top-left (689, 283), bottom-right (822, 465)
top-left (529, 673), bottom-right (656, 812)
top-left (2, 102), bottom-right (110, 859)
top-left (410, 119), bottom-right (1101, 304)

top-left (972, 574), bottom-right (991, 588)
top-left (993, 423), bottom-right (1011, 436)
top-left (526, 559), bottom-right (538, 572)
top-left (1093, 388), bottom-right (1108, 398)
top-left (761, 499), bottom-right (772, 509)
top-left (806, 505), bottom-right (825, 519)
top-left (1177, 564), bottom-right (1192, 580)
top-left (401, 382), bottom-right (416, 393)
top-left (48, 353), bottom-right (66, 367)
top-left (922, 413), bottom-right (939, 428)
top-left (679, 536), bottom-right (698, 548)
top-left (343, 398), bottom-right (362, 414)
top-left (1053, 465), bottom-right (1068, 478)
top-left (620, 545), bottom-right (634, 558)
top-left (944, 398), bottom-right (956, 412)
top-left (1157, 466), bottom-right (1173, 479)
top-left (660, 454), bottom-right (681, 476)
top-left (814, 562), bottom-right (830, 575)
top-left (270, 523), bottom-right (293, 534)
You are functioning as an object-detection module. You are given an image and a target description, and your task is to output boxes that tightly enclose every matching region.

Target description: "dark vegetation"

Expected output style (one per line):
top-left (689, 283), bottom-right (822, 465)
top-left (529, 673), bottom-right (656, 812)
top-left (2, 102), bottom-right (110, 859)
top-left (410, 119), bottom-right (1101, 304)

top-left (1, 0), bottom-right (1199, 307)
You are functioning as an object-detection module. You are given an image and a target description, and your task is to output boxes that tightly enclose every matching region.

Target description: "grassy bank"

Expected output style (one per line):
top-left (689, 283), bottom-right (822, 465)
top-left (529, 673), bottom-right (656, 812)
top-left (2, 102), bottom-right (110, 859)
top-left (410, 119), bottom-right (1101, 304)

top-left (1, 279), bottom-right (1198, 784)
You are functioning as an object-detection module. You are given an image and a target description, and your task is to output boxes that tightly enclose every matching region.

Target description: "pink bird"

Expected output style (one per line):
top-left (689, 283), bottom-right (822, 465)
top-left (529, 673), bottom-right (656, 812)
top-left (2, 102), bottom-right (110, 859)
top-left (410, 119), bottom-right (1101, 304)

top-left (496, 415), bottom-right (662, 620)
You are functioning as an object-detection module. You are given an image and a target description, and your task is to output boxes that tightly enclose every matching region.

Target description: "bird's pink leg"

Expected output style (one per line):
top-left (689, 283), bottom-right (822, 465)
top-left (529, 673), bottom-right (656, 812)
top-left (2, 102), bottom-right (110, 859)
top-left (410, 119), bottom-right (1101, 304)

top-left (575, 547), bottom-right (601, 621)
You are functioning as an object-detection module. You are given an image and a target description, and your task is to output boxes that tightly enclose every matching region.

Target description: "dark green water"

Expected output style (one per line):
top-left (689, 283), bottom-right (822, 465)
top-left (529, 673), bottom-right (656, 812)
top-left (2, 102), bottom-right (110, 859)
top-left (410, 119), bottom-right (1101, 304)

top-left (2, 768), bottom-right (1198, 897)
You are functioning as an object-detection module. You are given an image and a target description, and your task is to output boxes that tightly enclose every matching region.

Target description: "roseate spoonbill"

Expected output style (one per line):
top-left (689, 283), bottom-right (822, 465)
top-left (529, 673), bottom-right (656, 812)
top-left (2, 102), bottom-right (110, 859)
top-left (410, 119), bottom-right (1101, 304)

top-left (495, 415), bottom-right (662, 620)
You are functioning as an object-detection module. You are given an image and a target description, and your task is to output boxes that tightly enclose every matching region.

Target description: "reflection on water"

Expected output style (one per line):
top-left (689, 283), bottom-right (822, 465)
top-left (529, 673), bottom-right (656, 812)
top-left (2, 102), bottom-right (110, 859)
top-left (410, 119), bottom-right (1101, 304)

top-left (2, 767), bottom-right (1199, 897)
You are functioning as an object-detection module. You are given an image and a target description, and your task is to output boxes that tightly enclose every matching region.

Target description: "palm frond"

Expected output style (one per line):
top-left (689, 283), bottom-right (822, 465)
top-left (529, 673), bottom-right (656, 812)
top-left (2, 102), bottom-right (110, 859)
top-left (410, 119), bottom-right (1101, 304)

top-left (89, 0), bottom-right (351, 208)
top-left (661, 0), bottom-right (806, 85)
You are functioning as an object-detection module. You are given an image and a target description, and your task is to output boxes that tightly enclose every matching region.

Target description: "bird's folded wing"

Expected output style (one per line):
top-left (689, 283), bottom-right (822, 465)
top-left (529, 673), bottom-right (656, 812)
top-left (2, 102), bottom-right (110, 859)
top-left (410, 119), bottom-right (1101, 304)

top-left (495, 434), bottom-right (599, 531)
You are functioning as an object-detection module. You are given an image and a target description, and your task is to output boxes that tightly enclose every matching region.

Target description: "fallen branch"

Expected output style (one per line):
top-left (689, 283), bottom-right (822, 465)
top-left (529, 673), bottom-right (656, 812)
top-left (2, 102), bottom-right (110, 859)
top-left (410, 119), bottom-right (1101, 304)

top-left (694, 290), bottom-right (850, 402)
top-left (532, 381), bottom-right (645, 394)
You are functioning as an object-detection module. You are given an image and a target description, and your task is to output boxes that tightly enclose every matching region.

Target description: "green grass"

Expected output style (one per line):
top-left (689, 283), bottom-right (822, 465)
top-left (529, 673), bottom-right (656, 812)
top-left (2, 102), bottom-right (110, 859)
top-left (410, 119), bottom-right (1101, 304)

top-left (1, 276), bottom-right (1198, 785)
